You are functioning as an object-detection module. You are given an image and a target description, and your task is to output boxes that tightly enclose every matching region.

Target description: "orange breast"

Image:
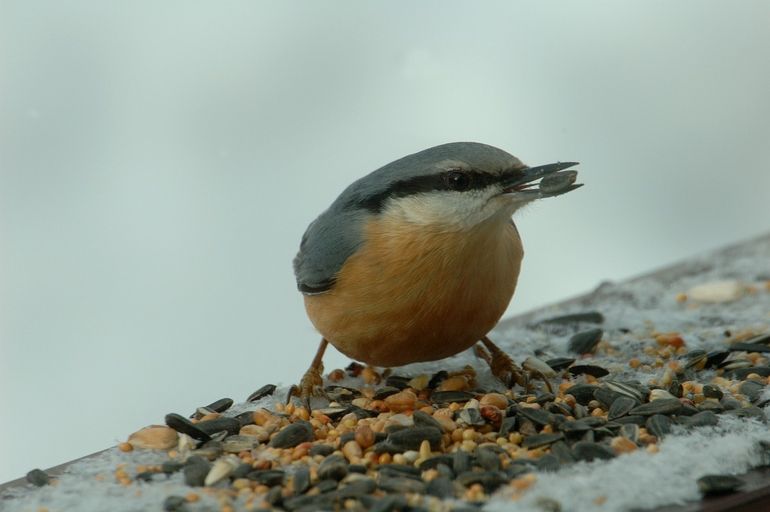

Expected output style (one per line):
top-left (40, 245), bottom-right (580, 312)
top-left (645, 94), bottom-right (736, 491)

top-left (303, 216), bottom-right (523, 367)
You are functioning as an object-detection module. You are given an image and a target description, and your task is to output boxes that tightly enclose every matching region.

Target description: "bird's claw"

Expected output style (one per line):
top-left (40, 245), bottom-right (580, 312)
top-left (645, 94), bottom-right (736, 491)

top-left (288, 364), bottom-right (326, 408)
top-left (476, 337), bottom-right (553, 393)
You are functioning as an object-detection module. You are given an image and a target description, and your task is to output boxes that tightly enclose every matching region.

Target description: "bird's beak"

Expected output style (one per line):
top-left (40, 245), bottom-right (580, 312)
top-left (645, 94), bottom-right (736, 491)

top-left (500, 162), bottom-right (583, 199)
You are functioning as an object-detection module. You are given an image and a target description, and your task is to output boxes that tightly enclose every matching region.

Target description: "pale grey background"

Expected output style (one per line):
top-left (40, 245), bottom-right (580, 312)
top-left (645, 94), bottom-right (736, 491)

top-left (2, 1), bottom-right (769, 483)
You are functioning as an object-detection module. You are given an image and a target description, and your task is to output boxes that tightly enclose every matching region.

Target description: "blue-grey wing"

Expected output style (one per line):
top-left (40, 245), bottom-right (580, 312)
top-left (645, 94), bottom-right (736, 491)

top-left (293, 208), bottom-right (366, 295)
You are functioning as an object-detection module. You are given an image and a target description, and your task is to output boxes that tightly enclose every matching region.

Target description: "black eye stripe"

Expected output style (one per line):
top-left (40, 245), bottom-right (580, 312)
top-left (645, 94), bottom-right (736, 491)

top-left (357, 169), bottom-right (510, 212)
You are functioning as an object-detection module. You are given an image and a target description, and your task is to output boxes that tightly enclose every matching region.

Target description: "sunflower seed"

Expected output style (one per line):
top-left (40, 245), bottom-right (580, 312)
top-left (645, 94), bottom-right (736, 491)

top-left (629, 398), bottom-right (682, 416)
top-left (697, 474), bottom-right (743, 495)
top-left (568, 328), bottom-right (604, 354)
top-left (269, 421), bottom-right (314, 448)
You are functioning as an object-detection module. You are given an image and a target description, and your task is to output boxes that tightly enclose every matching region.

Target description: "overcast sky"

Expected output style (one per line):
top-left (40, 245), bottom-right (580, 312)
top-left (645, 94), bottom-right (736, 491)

top-left (2, 1), bottom-right (770, 483)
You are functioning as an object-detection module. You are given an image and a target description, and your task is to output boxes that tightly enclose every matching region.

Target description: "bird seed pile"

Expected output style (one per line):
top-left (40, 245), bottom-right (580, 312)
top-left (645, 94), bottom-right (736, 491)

top-left (5, 235), bottom-right (770, 512)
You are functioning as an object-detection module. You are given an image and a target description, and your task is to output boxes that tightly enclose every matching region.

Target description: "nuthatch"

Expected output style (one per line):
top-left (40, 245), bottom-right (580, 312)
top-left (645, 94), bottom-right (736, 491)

top-left (292, 142), bottom-right (581, 398)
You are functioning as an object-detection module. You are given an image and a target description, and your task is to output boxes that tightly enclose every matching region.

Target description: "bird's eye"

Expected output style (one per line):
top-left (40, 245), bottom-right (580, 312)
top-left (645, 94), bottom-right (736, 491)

top-left (443, 171), bottom-right (472, 191)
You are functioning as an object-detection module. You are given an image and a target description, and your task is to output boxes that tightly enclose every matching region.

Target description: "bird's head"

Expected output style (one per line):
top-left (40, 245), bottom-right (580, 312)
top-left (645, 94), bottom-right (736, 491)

top-left (347, 142), bottom-right (582, 230)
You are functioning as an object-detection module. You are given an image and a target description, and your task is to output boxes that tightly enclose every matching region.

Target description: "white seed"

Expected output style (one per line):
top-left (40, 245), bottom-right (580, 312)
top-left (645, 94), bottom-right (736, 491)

top-left (204, 455), bottom-right (240, 486)
top-left (687, 280), bottom-right (747, 303)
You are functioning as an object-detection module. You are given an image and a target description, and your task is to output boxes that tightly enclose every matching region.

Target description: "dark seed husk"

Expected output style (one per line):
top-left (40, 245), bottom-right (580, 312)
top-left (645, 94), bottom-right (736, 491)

top-left (741, 333), bottom-right (770, 345)
top-left (183, 458), bottom-right (211, 487)
top-left (705, 350), bottom-right (730, 368)
top-left (283, 493), bottom-right (335, 512)
top-left (135, 471), bottom-right (155, 482)
top-left (412, 410), bottom-right (443, 430)
top-left (702, 384), bottom-right (724, 400)
top-left (266, 486), bottom-right (284, 507)
top-left (572, 441), bottom-right (616, 461)
top-left (315, 407), bottom-right (351, 422)
top-left (163, 495), bottom-right (187, 511)
top-left (697, 474), bottom-right (743, 495)
top-left (668, 380), bottom-right (684, 398)
top-left (475, 447), bottom-right (501, 471)
top-left (370, 494), bottom-right (408, 512)
top-left (325, 386), bottom-right (360, 403)
top-left (377, 475), bottom-right (426, 494)
top-left (426, 475), bottom-right (455, 498)
top-left (608, 396), bottom-right (637, 420)
top-left (161, 461), bottom-right (184, 475)
top-left (349, 464), bottom-right (366, 474)
top-left (499, 416), bottom-right (517, 436)
top-left (721, 397), bottom-right (742, 410)
top-left (308, 444), bottom-right (335, 457)
top-left (516, 406), bottom-right (552, 426)
top-left (386, 426), bottom-right (442, 451)
top-left (26, 469), bottom-right (50, 487)
top-left (613, 415), bottom-right (648, 426)
top-left (522, 433), bottom-right (565, 449)
top-left (594, 387), bottom-right (625, 408)
top-left (457, 407), bottom-right (485, 427)
top-left (729, 367), bottom-right (770, 379)
top-left (196, 417), bottom-right (241, 436)
top-left (560, 417), bottom-right (605, 434)
top-left (205, 398), bottom-right (233, 413)
top-left (247, 384), bottom-right (277, 402)
top-left (318, 455), bottom-right (348, 481)
top-left (430, 390), bottom-right (476, 404)
top-left (193, 440), bottom-right (223, 460)
top-left (620, 423), bottom-right (639, 442)
top-left (536, 454), bottom-right (561, 472)
top-left (604, 380), bottom-right (648, 402)
top-left (546, 401), bottom-right (573, 417)
top-left (378, 464), bottom-right (422, 479)
top-left (455, 471), bottom-right (508, 493)
top-left (372, 387), bottom-right (401, 400)
top-left (725, 405), bottom-right (765, 419)
top-left (339, 477), bottom-right (377, 498)
top-left (293, 467), bottom-right (311, 495)
top-left (428, 370), bottom-right (449, 389)
top-left (629, 398), bottom-right (682, 416)
top-left (313, 479), bottom-right (339, 494)
top-left (507, 461), bottom-right (535, 479)
top-left (231, 463), bottom-right (251, 479)
top-left (739, 380), bottom-right (765, 402)
top-left (453, 450), bottom-right (471, 474)
top-left (545, 357), bottom-right (576, 371)
top-left (697, 399), bottom-right (724, 413)
top-left (165, 413), bottom-right (212, 441)
top-left (538, 311), bottom-right (604, 325)
top-left (568, 365), bottom-right (610, 378)
top-left (234, 411), bottom-right (255, 428)
top-left (247, 469), bottom-right (285, 486)
top-left (384, 375), bottom-right (411, 390)
top-left (270, 421), bottom-right (314, 448)
top-left (550, 441), bottom-right (576, 463)
top-left (418, 455), bottom-right (454, 472)
top-left (646, 414), bottom-right (672, 438)
top-left (568, 328), bottom-right (604, 354)
top-left (729, 342), bottom-right (770, 353)
top-left (564, 384), bottom-right (599, 405)
top-left (681, 410), bottom-right (719, 427)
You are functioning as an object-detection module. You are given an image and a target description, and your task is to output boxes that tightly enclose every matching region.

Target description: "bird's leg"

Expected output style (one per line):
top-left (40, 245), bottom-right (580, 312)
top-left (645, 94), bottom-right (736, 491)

top-left (288, 338), bottom-right (328, 406)
top-left (476, 336), bottom-right (529, 390)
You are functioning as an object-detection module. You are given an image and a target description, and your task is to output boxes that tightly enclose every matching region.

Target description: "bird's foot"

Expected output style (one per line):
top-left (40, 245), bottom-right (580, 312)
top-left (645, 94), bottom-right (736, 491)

top-left (476, 336), bottom-right (554, 393)
top-left (475, 340), bottom-right (528, 389)
top-left (287, 364), bottom-right (326, 408)
top-left (288, 338), bottom-right (330, 409)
